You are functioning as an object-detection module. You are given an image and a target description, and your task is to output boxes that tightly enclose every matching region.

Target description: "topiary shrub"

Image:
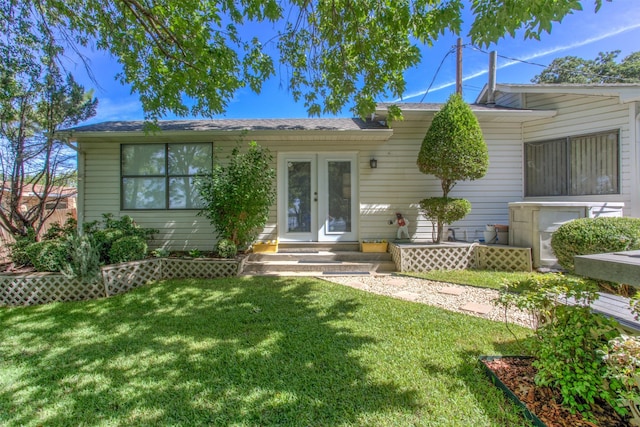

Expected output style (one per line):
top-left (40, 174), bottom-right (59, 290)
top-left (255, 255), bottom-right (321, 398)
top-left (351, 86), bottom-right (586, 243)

top-left (215, 239), bottom-right (238, 259)
top-left (416, 93), bottom-right (488, 242)
top-left (108, 236), bottom-right (148, 264)
top-left (551, 217), bottom-right (640, 271)
top-left (419, 197), bottom-right (471, 239)
top-left (25, 240), bottom-right (68, 272)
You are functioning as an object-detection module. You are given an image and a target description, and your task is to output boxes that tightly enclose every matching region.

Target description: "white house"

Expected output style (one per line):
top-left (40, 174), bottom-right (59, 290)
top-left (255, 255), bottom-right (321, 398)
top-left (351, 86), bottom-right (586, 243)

top-left (62, 84), bottom-right (640, 256)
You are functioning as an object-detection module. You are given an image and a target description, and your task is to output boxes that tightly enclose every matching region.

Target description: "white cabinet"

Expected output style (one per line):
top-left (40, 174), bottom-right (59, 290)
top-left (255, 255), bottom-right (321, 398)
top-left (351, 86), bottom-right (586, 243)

top-left (509, 202), bottom-right (624, 268)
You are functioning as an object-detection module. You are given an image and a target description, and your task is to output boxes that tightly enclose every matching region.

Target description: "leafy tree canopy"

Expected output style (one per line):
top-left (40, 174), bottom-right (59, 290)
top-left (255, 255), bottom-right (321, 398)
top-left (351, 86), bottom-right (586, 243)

top-left (417, 93), bottom-right (488, 197)
top-left (532, 50), bottom-right (640, 83)
top-left (3, 0), bottom-right (610, 120)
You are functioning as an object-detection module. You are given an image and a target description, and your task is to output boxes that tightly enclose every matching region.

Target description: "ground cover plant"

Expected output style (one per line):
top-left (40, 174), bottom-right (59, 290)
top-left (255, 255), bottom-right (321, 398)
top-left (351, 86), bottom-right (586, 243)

top-left (0, 276), bottom-right (532, 426)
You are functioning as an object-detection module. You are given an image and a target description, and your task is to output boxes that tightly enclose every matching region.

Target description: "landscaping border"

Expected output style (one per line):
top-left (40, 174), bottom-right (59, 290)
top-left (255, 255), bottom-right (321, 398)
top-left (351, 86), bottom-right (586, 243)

top-left (0, 257), bottom-right (244, 307)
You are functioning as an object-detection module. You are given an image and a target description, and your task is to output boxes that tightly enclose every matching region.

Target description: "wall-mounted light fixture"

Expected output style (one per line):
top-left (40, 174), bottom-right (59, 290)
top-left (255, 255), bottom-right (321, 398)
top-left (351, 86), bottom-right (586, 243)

top-left (369, 158), bottom-right (377, 169)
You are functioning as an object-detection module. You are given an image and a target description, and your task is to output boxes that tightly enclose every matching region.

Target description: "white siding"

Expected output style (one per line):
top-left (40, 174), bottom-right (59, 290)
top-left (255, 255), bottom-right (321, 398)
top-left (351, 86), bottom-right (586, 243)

top-left (80, 139), bottom-right (218, 251)
top-left (520, 93), bottom-right (634, 215)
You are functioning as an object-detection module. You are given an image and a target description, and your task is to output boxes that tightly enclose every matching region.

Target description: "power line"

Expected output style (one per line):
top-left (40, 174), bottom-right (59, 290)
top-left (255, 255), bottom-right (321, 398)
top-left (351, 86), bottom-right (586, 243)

top-left (419, 46), bottom-right (456, 103)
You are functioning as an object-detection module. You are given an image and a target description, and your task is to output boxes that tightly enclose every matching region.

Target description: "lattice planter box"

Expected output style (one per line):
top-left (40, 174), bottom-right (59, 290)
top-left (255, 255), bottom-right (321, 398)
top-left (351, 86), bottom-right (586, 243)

top-left (390, 243), bottom-right (532, 273)
top-left (1, 257), bottom-right (244, 307)
top-left (0, 272), bottom-right (106, 306)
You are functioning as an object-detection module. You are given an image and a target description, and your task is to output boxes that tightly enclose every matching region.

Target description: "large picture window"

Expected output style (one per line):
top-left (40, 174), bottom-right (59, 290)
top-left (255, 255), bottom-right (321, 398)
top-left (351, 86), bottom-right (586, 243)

top-left (121, 143), bottom-right (212, 209)
top-left (525, 130), bottom-right (619, 197)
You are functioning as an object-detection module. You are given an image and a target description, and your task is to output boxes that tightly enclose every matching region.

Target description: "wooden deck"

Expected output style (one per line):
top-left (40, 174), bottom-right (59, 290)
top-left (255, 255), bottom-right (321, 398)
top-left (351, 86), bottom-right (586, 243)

top-left (575, 250), bottom-right (640, 287)
top-left (591, 292), bottom-right (639, 332)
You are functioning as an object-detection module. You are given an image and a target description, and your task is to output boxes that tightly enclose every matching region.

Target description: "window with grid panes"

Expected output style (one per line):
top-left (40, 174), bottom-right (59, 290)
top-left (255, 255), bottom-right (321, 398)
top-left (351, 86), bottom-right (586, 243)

top-left (121, 143), bottom-right (212, 209)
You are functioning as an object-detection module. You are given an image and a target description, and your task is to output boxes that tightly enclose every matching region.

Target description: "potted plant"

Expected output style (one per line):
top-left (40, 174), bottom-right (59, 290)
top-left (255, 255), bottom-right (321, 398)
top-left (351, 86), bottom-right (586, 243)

top-left (252, 239), bottom-right (278, 253)
top-left (361, 239), bottom-right (388, 253)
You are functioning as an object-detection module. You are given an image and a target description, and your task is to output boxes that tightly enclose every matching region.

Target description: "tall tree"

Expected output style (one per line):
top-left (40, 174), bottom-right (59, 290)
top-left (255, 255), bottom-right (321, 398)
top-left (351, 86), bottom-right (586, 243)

top-left (2, 0), bottom-right (610, 120)
top-left (417, 94), bottom-right (488, 243)
top-left (532, 50), bottom-right (640, 83)
top-left (0, 42), bottom-right (97, 239)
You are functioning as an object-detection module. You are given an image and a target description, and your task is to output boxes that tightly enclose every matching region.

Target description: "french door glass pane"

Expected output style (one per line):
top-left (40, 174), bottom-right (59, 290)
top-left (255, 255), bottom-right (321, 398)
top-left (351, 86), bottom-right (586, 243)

top-left (287, 161), bottom-right (311, 233)
top-left (327, 161), bottom-right (351, 232)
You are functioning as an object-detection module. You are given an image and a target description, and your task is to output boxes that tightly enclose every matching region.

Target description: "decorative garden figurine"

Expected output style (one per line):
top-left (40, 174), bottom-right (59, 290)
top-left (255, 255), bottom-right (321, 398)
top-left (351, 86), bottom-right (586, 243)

top-left (389, 212), bottom-right (410, 240)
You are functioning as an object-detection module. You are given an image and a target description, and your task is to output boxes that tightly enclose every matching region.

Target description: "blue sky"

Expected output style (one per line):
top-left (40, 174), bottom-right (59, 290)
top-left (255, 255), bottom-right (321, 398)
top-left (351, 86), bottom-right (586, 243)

top-left (71, 0), bottom-right (640, 124)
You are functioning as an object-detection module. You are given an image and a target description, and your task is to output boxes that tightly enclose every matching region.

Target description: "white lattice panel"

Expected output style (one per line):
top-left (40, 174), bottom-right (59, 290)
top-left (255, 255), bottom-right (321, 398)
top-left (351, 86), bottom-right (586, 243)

top-left (102, 259), bottom-right (162, 296)
top-left (397, 246), bottom-right (476, 272)
top-left (476, 246), bottom-right (532, 272)
top-left (163, 258), bottom-right (239, 279)
top-left (0, 273), bottom-right (105, 306)
top-left (1, 257), bottom-right (242, 307)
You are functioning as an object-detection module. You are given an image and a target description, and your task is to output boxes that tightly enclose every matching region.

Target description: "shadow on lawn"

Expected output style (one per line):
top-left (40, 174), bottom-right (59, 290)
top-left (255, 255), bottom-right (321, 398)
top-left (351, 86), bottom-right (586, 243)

top-left (0, 277), bottom-right (421, 426)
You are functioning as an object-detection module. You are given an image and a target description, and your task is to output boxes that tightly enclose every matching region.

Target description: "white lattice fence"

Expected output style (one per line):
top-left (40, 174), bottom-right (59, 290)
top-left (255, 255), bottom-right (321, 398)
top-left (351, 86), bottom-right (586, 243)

top-left (1, 257), bottom-right (242, 307)
top-left (102, 258), bottom-right (163, 296)
top-left (0, 273), bottom-right (105, 306)
top-left (476, 246), bottom-right (532, 272)
top-left (390, 243), bottom-right (532, 272)
top-left (390, 243), bottom-right (476, 271)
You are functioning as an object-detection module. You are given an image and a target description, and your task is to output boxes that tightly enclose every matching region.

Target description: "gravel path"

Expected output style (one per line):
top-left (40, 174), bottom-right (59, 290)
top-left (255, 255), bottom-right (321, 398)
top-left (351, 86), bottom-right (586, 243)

top-left (321, 274), bottom-right (533, 329)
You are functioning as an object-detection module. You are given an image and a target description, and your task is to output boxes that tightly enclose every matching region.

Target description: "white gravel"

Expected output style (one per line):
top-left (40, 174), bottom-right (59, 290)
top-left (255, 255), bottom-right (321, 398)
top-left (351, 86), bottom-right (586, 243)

top-left (321, 274), bottom-right (533, 329)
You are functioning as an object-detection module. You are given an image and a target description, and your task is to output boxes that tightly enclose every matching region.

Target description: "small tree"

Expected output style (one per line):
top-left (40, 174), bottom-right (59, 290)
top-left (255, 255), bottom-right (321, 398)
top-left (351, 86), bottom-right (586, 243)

top-left (195, 141), bottom-right (276, 250)
top-left (417, 93), bottom-right (488, 242)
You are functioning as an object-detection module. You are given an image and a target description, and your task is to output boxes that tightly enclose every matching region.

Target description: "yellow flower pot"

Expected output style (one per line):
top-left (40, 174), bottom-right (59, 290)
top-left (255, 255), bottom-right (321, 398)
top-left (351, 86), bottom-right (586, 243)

top-left (361, 242), bottom-right (388, 253)
top-left (252, 241), bottom-right (278, 253)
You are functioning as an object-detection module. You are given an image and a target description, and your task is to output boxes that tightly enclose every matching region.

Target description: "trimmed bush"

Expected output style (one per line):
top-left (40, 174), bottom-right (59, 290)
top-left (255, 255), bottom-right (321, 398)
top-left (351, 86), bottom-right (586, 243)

top-left (551, 217), bottom-right (640, 271)
top-left (10, 229), bottom-right (37, 266)
top-left (92, 228), bottom-right (125, 263)
top-left (25, 240), bottom-right (68, 272)
top-left (215, 239), bottom-right (238, 259)
top-left (108, 236), bottom-right (148, 264)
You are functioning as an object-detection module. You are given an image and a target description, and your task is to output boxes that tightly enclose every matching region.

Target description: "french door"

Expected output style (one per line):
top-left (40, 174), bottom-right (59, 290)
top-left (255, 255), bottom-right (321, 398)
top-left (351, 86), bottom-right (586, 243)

top-left (278, 153), bottom-right (357, 242)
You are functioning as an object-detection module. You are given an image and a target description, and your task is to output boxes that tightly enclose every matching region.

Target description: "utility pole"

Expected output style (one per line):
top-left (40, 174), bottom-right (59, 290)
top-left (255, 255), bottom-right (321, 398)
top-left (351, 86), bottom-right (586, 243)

top-left (456, 38), bottom-right (462, 95)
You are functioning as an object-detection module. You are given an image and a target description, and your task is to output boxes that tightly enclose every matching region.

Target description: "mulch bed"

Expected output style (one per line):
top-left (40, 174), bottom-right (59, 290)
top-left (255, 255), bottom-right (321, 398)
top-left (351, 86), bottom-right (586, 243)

top-left (482, 357), bottom-right (628, 426)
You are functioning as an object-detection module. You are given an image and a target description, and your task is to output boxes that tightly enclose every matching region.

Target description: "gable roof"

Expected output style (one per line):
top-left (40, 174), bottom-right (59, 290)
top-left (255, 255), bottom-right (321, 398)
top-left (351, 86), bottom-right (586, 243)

top-left (65, 118), bottom-right (387, 134)
top-left (475, 83), bottom-right (640, 104)
top-left (374, 102), bottom-right (556, 123)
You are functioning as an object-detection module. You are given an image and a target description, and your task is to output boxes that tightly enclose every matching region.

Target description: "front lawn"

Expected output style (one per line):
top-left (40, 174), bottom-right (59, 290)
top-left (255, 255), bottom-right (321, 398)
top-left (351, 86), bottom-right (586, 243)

top-left (0, 277), bottom-right (532, 426)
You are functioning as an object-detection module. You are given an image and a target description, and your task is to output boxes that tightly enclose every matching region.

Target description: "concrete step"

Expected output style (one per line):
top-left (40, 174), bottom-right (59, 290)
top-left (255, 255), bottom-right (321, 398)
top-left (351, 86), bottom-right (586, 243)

top-left (276, 242), bottom-right (360, 252)
top-left (242, 259), bottom-right (397, 275)
top-left (248, 250), bottom-right (392, 262)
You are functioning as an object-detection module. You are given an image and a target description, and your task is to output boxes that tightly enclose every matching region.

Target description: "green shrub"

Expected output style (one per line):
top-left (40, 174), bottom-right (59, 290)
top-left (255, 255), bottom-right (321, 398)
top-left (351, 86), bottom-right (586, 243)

top-left (215, 239), bottom-right (237, 259)
top-left (41, 216), bottom-right (77, 241)
top-left (108, 236), bottom-right (148, 264)
top-left (419, 197), bottom-right (471, 237)
top-left (25, 240), bottom-right (68, 272)
top-left (195, 141), bottom-right (276, 249)
top-left (600, 334), bottom-right (640, 422)
top-left (92, 228), bottom-right (125, 263)
top-left (10, 228), bottom-right (37, 266)
top-left (61, 234), bottom-right (102, 284)
top-left (86, 214), bottom-right (158, 264)
top-left (497, 273), bottom-right (622, 419)
top-left (551, 217), bottom-right (640, 271)
top-left (533, 305), bottom-right (620, 418)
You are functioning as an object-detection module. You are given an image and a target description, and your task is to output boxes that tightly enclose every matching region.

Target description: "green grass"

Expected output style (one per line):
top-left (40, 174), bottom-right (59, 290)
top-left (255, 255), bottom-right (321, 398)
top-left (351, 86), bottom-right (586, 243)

top-left (0, 277), bottom-right (533, 426)
top-left (405, 269), bottom-right (540, 290)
